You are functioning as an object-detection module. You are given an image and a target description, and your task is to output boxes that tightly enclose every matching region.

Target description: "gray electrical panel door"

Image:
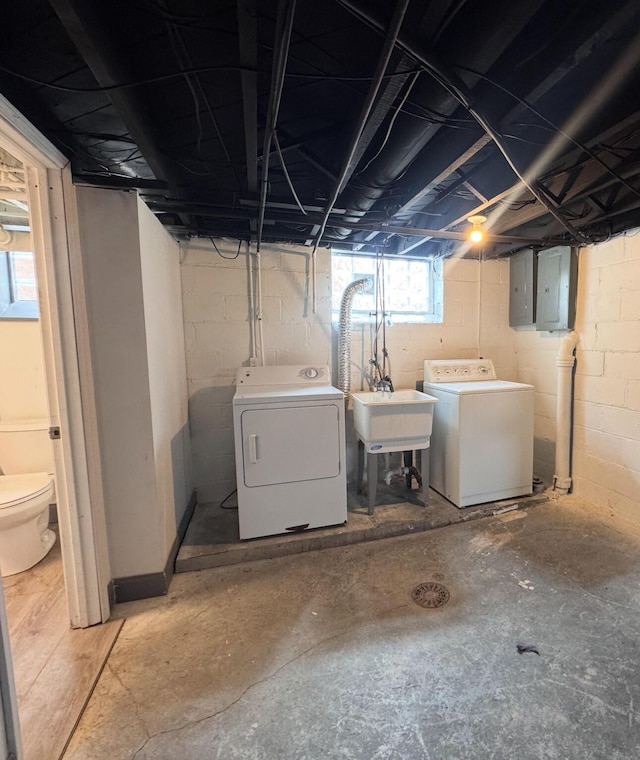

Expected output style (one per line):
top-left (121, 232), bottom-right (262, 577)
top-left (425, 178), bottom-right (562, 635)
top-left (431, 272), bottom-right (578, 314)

top-left (536, 246), bottom-right (578, 331)
top-left (509, 248), bottom-right (537, 326)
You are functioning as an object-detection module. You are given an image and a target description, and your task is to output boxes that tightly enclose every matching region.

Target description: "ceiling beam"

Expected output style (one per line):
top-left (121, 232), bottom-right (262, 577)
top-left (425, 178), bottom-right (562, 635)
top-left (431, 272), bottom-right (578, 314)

top-left (237, 0), bottom-right (259, 195)
top-left (48, 0), bottom-right (191, 226)
top-left (145, 198), bottom-right (565, 245)
top-left (353, 0), bottom-right (640, 250)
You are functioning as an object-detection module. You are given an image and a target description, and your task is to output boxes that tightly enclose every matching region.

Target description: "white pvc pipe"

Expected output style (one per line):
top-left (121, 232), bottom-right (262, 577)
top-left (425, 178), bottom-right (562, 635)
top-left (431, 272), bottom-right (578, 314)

top-left (255, 248), bottom-right (266, 366)
top-left (554, 331), bottom-right (579, 493)
top-left (247, 241), bottom-right (256, 363)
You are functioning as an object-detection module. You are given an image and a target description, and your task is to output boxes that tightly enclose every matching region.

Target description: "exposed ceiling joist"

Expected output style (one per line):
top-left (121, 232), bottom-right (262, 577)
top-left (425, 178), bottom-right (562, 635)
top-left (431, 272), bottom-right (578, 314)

top-left (2, 0), bottom-right (639, 256)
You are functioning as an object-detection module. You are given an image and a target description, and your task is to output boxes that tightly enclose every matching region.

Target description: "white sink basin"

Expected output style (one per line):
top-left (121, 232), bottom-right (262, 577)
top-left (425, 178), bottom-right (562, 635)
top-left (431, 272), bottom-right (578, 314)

top-left (351, 390), bottom-right (438, 453)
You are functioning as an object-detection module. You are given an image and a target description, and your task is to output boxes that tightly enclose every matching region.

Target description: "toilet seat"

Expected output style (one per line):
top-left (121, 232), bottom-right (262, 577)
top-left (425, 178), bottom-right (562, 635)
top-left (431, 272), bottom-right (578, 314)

top-left (0, 473), bottom-right (53, 509)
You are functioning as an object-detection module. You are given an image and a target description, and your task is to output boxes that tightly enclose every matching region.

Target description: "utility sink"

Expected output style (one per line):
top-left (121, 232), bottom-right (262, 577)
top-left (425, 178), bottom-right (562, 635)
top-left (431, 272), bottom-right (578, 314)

top-left (351, 389), bottom-right (438, 453)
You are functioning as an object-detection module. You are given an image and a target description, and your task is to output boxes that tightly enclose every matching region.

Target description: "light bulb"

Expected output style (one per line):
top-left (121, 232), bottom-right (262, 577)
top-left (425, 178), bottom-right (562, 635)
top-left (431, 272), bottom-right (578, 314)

top-left (467, 215), bottom-right (487, 244)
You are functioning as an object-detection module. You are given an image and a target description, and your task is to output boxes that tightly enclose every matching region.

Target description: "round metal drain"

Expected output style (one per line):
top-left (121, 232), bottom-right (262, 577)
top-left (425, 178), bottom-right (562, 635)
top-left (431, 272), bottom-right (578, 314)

top-left (411, 582), bottom-right (450, 609)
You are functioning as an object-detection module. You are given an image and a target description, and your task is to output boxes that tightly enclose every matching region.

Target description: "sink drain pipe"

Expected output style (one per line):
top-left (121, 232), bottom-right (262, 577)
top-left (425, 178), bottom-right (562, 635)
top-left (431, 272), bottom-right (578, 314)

top-left (554, 331), bottom-right (579, 494)
top-left (338, 278), bottom-right (371, 397)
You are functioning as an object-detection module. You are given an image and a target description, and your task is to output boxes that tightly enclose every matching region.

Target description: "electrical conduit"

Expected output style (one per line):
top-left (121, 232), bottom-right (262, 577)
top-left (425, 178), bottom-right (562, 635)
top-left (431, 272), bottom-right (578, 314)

top-left (554, 331), bottom-right (579, 494)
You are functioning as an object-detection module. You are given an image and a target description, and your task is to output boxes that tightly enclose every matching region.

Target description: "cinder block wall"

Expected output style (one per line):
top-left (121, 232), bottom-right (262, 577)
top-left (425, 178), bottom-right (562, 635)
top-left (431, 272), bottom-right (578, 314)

top-left (344, 256), bottom-right (515, 392)
top-left (181, 239), bottom-right (332, 504)
top-left (182, 240), bottom-right (514, 502)
top-left (513, 231), bottom-right (640, 524)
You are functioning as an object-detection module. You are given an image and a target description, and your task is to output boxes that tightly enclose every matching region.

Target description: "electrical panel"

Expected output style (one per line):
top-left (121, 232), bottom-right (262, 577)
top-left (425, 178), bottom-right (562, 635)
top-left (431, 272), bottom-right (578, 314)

top-left (509, 248), bottom-right (537, 326)
top-left (535, 245), bottom-right (578, 331)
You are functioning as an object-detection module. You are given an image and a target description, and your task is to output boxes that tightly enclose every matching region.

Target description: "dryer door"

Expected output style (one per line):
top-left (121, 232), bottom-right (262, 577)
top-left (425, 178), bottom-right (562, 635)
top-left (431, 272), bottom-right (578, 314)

top-left (241, 403), bottom-right (341, 487)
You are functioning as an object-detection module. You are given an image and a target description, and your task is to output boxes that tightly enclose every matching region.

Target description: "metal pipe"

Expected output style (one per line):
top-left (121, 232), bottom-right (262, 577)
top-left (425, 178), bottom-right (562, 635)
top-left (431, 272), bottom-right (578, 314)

top-left (257, 0), bottom-right (297, 252)
top-left (335, 0), bottom-right (587, 244)
top-left (311, 0), bottom-right (410, 254)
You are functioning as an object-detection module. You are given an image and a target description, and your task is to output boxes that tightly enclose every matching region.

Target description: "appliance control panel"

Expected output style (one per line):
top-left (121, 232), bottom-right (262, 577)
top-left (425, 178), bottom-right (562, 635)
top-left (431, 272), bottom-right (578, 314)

top-left (423, 358), bottom-right (497, 383)
top-left (236, 365), bottom-right (328, 386)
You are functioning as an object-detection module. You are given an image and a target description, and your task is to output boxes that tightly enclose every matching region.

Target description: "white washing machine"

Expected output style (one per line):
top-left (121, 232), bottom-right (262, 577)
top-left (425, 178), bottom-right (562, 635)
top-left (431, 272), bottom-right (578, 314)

top-left (233, 365), bottom-right (347, 539)
top-left (423, 359), bottom-right (534, 508)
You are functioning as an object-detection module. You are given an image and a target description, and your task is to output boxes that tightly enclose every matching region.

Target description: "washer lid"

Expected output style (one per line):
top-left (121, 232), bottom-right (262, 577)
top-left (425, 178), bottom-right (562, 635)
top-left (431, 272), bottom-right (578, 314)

top-left (424, 380), bottom-right (534, 394)
top-left (0, 472), bottom-right (53, 508)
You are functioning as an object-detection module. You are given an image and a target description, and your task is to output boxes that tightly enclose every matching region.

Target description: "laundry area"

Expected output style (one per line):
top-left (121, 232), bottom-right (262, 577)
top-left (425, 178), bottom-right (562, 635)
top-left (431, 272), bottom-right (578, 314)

top-left (2, 1), bottom-right (640, 759)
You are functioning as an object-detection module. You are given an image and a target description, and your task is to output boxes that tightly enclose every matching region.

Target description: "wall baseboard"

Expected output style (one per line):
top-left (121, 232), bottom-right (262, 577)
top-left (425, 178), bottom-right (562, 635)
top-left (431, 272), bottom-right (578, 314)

top-left (112, 489), bottom-right (198, 604)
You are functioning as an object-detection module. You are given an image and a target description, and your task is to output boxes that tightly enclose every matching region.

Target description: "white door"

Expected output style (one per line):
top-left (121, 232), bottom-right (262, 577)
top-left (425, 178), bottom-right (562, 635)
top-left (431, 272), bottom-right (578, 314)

top-left (0, 94), bottom-right (110, 630)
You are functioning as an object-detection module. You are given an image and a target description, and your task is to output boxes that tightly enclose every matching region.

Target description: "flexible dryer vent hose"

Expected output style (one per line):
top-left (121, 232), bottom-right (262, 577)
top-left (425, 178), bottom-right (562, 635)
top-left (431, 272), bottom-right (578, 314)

top-left (338, 278), bottom-right (371, 396)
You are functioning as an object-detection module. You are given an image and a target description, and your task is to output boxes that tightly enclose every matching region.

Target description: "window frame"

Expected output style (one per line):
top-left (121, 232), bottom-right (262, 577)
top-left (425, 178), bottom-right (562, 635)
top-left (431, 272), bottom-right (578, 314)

top-left (331, 249), bottom-right (443, 324)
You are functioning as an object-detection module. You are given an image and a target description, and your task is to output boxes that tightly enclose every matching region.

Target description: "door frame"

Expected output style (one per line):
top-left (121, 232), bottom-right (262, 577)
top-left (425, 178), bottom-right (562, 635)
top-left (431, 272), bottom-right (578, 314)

top-left (0, 93), bottom-right (110, 627)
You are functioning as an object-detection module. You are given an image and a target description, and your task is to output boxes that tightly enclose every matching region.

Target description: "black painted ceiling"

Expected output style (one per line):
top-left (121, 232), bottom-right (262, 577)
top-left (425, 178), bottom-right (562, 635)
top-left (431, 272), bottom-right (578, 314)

top-left (3, 0), bottom-right (640, 257)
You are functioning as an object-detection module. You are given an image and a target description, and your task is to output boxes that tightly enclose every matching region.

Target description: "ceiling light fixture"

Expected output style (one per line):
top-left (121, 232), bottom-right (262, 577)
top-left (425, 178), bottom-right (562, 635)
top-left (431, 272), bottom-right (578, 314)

top-left (467, 215), bottom-right (487, 243)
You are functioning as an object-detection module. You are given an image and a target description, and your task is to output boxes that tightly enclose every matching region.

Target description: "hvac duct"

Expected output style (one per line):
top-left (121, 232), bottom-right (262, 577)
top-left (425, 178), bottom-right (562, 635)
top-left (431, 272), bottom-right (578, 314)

top-left (337, 278), bottom-right (371, 396)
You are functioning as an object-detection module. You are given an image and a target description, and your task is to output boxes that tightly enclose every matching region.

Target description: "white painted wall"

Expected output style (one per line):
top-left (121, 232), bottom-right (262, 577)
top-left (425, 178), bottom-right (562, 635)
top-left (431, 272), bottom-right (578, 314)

top-left (0, 320), bottom-right (48, 422)
top-left (76, 187), bottom-right (192, 579)
top-left (182, 242), bottom-right (514, 500)
top-left (0, 319), bottom-right (54, 475)
top-left (137, 197), bottom-right (192, 559)
top-left (181, 231), bottom-right (640, 527)
top-left (513, 231), bottom-right (640, 524)
top-left (181, 239), bottom-right (332, 503)
top-left (343, 256), bottom-right (514, 393)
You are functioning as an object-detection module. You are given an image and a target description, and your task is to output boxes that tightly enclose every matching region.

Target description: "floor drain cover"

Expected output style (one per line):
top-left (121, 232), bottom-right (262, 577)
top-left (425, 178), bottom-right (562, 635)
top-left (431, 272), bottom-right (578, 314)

top-left (411, 582), bottom-right (450, 609)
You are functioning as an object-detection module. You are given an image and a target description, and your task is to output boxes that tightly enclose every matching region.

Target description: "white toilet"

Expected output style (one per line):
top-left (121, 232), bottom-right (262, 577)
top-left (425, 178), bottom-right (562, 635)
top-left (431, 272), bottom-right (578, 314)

top-left (0, 473), bottom-right (56, 576)
top-left (0, 420), bottom-right (56, 576)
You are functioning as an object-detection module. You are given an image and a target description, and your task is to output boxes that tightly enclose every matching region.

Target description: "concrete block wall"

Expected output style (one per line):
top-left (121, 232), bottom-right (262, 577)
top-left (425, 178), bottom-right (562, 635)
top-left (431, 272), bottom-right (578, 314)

top-left (344, 257), bottom-right (514, 394)
top-left (181, 239), bottom-right (332, 504)
top-left (512, 231), bottom-right (640, 523)
top-left (572, 233), bottom-right (640, 523)
top-left (182, 243), bottom-right (515, 502)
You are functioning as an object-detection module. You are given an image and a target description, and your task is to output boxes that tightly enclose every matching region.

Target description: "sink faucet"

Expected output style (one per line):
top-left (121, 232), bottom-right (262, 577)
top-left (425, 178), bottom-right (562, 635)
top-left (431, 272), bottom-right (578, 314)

top-left (376, 376), bottom-right (394, 392)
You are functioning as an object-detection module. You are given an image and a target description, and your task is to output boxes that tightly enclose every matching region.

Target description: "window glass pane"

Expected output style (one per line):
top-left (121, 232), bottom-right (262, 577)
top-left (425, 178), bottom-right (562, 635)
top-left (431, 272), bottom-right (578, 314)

top-left (0, 251), bottom-right (39, 319)
top-left (331, 251), bottom-right (441, 324)
top-left (10, 252), bottom-right (37, 301)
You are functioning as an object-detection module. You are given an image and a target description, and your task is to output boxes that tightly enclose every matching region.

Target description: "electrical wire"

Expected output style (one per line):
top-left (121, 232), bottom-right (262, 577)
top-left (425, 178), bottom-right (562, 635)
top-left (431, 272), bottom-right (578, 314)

top-left (211, 238), bottom-right (242, 260)
top-left (130, 0), bottom-right (233, 23)
top-left (357, 70), bottom-right (421, 176)
top-left (165, 15), bottom-right (204, 157)
top-left (0, 63), bottom-right (249, 93)
top-left (220, 489), bottom-right (238, 510)
top-left (273, 131), bottom-right (307, 216)
top-left (452, 63), bottom-right (640, 203)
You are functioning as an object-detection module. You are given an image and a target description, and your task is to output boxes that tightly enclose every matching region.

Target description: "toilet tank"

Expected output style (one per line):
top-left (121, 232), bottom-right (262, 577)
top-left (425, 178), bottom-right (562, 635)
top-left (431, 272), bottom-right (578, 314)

top-left (0, 420), bottom-right (55, 475)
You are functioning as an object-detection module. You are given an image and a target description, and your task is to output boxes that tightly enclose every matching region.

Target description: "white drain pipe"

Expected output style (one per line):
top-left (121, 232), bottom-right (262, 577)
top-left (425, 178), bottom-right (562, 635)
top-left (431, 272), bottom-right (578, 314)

top-left (554, 331), bottom-right (579, 494)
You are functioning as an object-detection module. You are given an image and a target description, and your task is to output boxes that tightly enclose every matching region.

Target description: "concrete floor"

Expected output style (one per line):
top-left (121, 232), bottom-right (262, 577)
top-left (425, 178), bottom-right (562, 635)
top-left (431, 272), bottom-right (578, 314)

top-left (176, 484), bottom-right (548, 572)
top-left (64, 494), bottom-right (640, 759)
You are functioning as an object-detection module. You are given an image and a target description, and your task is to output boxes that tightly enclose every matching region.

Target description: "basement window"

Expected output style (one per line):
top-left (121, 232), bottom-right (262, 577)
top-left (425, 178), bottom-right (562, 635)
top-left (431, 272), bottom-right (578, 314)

top-left (0, 250), bottom-right (39, 319)
top-left (331, 251), bottom-right (442, 324)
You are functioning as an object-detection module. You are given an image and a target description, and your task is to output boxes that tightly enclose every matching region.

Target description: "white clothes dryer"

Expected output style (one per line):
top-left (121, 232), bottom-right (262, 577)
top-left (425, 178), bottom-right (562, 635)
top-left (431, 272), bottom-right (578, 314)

top-left (233, 365), bottom-right (347, 539)
top-left (423, 359), bottom-right (534, 508)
